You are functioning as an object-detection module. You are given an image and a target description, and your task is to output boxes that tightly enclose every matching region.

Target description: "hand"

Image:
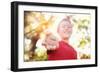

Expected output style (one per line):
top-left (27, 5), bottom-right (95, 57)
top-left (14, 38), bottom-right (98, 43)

top-left (42, 32), bottom-right (59, 51)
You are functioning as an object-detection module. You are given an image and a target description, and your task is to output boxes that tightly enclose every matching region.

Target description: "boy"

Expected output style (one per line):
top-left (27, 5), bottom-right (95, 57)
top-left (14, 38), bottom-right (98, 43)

top-left (43, 16), bottom-right (77, 60)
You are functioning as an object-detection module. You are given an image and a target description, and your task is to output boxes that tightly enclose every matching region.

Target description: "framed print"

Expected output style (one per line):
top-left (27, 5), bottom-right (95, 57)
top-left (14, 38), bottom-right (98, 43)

top-left (11, 1), bottom-right (98, 71)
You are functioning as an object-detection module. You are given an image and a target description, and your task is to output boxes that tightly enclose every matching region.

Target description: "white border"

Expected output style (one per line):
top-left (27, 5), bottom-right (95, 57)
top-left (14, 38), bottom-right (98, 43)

top-left (18, 5), bottom-right (96, 68)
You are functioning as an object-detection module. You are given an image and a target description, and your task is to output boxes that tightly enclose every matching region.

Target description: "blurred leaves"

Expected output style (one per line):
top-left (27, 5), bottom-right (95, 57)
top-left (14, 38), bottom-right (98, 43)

top-left (80, 53), bottom-right (91, 59)
top-left (78, 38), bottom-right (87, 49)
top-left (34, 47), bottom-right (48, 61)
top-left (72, 15), bottom-right (91, 59)
top-left (24, 11), bottom-right (55, 39)
top-left (73, 18), bottom-right (90, 31)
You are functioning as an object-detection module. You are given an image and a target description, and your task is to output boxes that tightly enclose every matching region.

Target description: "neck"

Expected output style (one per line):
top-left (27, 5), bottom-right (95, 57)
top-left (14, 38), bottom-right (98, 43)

top-left (62, 38), bottom-right (69, 43)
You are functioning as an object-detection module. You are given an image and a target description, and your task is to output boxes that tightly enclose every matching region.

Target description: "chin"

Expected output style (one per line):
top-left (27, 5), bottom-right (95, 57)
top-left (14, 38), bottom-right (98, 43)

top-left (63, 35), bottom-right (70, 39)
top-left (61, 36), bottom-right (68, 40)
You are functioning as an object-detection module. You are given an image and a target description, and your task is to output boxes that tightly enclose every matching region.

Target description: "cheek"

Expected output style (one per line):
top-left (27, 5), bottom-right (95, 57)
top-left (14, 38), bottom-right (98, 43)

top-left (58, 28), bottom-right (64, 34)
top-left (68, 28), bottom-right (73, 34)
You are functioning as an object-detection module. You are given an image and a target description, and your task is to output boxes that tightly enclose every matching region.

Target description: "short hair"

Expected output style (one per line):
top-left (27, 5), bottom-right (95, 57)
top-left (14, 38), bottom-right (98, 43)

top-left (57, 16), bottom-right (72, 32)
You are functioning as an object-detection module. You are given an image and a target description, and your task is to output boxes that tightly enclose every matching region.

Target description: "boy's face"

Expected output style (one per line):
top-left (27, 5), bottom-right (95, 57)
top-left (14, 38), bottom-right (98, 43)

top-left (58, 20), bottom-right (73, 39)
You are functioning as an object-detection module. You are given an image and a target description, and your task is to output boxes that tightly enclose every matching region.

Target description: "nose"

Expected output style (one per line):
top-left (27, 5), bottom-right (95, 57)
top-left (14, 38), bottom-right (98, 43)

top-left (64, 26), bottom-right (72, 30)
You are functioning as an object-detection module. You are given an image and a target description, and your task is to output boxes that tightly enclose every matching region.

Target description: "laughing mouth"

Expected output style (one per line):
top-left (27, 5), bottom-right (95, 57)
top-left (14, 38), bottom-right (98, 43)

top-left (63, 29), bottom-right (72, 33)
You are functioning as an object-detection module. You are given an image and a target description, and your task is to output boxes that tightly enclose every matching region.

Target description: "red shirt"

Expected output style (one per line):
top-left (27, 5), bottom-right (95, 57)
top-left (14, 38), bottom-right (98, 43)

top-left (48, 41), bottom-right (77, 60)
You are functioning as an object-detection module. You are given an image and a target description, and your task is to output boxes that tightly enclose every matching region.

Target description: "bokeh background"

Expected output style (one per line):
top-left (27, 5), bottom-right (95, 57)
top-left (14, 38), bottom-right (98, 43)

top-left (24, 11), bottom-right (91, 61)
